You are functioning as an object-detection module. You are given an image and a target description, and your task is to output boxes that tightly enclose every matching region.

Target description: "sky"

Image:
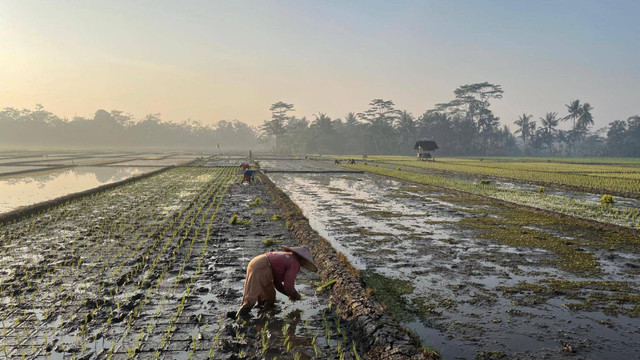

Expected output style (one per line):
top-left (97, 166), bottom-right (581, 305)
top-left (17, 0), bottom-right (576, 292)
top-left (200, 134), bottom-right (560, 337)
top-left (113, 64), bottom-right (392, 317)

top-left (1, 0), bottom-right (639, 131)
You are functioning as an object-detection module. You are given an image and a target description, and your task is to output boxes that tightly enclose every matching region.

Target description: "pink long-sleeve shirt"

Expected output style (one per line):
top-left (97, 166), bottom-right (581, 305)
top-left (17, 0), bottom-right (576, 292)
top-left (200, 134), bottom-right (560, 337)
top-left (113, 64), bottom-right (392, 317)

top-left (266, 251), bottom-right (300, 297)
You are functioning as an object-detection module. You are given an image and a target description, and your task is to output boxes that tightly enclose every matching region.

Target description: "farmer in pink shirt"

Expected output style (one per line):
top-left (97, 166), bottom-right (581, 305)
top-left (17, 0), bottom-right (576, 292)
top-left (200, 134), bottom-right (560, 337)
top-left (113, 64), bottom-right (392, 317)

top-left (236, 246), bottom-right (317, 319)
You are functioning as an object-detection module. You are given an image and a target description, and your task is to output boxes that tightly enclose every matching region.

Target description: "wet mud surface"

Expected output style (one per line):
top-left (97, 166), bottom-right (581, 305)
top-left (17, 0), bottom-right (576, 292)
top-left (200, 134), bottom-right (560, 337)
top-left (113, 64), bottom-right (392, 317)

top-left (0, 166), bottom-right (366, 359)
top-left (262, 159), bottom-right (640, 359)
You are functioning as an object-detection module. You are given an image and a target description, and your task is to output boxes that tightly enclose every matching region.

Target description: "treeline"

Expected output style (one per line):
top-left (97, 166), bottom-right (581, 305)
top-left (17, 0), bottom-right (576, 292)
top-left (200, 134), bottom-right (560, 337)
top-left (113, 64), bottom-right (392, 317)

top-left (2, 83), bottom-right (639, 156)
top-left (260, 82), bottom-right (640, 157)
top-left (0, 106), bottom-right (258, 150)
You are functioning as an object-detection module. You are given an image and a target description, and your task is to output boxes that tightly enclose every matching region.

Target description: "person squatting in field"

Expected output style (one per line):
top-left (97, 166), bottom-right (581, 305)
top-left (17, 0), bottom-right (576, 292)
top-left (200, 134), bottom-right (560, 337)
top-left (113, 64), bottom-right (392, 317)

top-left (235, 246), bottom-right (317, 319)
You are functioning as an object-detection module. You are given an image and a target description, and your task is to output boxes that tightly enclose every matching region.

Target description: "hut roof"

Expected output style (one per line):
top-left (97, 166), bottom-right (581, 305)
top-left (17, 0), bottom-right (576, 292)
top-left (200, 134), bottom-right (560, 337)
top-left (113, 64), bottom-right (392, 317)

top-left (414, 140), bottom-right (439, 151)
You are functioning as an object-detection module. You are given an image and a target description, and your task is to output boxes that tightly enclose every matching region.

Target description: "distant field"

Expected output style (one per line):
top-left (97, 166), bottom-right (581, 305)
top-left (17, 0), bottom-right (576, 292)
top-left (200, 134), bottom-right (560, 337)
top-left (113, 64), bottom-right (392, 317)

top-left (361, 156), bottom-right (640, 197)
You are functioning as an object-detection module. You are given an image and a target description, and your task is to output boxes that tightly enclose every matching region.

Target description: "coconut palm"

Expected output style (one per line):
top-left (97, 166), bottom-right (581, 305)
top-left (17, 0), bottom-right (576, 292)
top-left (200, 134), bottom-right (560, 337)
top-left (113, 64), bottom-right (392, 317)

top-left (514, 113), bottom-right (536, 147)
top-left (577, 103), bottom-right (594, 132)
top-left (563, 99), bottom-right (582, 131)
top-left (538, 112), bottom-right (559, 151)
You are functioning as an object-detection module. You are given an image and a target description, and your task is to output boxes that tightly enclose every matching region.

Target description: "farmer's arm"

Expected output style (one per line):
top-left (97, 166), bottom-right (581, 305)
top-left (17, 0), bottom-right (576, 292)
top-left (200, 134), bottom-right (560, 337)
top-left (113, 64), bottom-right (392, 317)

top-left (273, 279), bottom-right (286, 295)
top-left (283, 262), bottom-right (301, 300)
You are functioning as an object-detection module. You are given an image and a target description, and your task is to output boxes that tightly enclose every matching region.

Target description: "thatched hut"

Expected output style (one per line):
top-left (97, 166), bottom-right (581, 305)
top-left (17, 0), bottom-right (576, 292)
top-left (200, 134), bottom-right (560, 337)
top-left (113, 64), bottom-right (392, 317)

top-left (414, 140), bottom-right (438, 161)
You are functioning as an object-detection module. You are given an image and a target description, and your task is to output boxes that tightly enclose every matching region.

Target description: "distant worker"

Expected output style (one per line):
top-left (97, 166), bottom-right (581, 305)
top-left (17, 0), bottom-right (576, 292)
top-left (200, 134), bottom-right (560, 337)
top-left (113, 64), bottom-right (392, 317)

top-left (242, 168), bottom-right (256, 183)
top-left (236, 246), bottom-right (317, 319)
top-left (241, 162), bottom-right (250, 170)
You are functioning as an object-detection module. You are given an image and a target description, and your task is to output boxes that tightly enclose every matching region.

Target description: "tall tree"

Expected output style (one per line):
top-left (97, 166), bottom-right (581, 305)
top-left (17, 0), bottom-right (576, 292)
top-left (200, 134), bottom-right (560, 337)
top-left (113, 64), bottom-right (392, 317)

top-left (563, 99), bottom-right (582, 130)
top-left (537, 112), bottom-right (559, 151)
top-left (577, 103), bottom-right (594, 134)
top-left (514, 113), bottom-right (535, 147)
top-left (357, 99), bottom-right (400, 154)
top-left (605, 120), bottom-right (627, 156)
top-left (394, 110), bottom-right (416, 154)
top-left (261, 101), bottom-right (294, 152)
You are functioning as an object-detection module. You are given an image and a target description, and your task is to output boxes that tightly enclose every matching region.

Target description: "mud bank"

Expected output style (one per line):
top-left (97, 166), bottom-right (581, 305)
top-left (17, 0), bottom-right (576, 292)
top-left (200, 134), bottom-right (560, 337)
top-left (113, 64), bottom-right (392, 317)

top-left (261, 173), bottom-right (436, 360)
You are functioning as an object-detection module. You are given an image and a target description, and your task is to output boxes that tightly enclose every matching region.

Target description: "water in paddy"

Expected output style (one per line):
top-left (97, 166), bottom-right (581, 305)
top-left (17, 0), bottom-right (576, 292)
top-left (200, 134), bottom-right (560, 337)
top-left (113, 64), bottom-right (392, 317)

top-left (0, 166), bottom-right (160, 214)
top-left (0, 165), bottom-right (54, 176)
top-left (267, 164), bottom-right (640, 359)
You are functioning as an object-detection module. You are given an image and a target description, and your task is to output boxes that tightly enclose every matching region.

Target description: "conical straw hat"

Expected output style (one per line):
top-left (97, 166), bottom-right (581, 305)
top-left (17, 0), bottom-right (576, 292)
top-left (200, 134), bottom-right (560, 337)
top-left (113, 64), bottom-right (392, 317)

top-left (282, 246), bottom-right (317, 272)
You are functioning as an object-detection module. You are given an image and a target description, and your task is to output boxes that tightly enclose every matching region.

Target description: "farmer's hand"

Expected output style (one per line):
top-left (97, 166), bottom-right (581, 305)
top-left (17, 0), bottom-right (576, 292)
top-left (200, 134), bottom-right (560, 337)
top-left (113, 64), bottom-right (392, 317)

top-left (289, 292), bottom-right (302, 301)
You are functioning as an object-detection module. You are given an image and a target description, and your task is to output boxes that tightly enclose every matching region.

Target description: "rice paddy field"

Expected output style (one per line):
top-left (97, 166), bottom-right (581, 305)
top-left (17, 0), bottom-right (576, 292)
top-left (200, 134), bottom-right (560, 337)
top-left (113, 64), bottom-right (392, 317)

top-left (1, 152), bottom-right (640, 359)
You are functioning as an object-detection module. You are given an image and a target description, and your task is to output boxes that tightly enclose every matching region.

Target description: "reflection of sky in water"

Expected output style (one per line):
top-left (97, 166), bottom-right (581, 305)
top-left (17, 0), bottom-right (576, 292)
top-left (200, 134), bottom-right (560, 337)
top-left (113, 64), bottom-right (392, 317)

top-left (0, 166), bottom-right (160, 213)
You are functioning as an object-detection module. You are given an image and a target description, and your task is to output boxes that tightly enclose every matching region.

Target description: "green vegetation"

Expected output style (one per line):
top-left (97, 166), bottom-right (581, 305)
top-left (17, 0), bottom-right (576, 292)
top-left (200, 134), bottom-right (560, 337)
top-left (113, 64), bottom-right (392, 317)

top-left (270, 213), bottom-right (282, 221)
top-left (229, 213), bottom-right (251, 225)
top-left (362, 270), bottom-right (415, 322)
top-left (262, 238), bottom-right (277, 246)
top-left (459, 212), bottom-right (600, 275)
top-left (249, 198), bottom-right (263, 207)
top-left (369, 156), bottom-right (640, 197)
top-left (498, 279), bottom-right (640, 317)
top-left (315, 279), bottom-right (337, 292)
top-left (347, 163), bottom-right (640, 229)
top-left (0, 166), bottom-right (236, 358)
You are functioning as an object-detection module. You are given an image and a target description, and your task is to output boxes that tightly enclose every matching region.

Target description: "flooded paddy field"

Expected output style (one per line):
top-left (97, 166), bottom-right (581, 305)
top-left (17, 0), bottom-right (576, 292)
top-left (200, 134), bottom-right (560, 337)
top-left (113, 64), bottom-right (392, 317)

top-left (0, 167), bottom-right (161, 214)
top-left (0, 166), bottom-right (365, 359)
top-left (342, 162), bottom-right (640, 230)
top-left (263, 158), bottom-right (640, 359)
top-left (0, 151), bottom-right (209, 215)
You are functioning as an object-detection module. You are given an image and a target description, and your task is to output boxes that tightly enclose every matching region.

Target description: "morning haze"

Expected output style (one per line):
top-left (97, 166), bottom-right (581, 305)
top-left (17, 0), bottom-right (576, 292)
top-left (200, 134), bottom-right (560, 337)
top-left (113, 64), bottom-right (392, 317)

top-left (3, 2), bottom-right (640, 359)
top-left (1, 1), bottom-right (638, 131)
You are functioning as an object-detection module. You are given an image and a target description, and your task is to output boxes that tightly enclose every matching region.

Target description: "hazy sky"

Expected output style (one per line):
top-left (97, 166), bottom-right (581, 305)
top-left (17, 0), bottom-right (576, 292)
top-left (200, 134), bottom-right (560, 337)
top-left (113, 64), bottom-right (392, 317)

top-left (1, 1), bottom-right (638, 131)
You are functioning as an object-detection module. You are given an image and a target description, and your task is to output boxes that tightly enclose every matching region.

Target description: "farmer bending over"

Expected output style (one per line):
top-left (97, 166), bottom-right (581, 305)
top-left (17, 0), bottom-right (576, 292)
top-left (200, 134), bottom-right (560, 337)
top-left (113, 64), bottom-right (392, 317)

top-left (236, 246), bottom-right (317, 319)
top-left (241, 168), bottom-right (255, 183)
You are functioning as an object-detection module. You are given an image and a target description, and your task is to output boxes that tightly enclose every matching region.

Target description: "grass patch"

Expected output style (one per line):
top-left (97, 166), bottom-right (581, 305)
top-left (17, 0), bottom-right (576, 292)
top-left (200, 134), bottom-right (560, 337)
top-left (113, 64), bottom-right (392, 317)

top-left (459, 210), bottom-right (601, 275)
top-left (362, 270), bottom-right (415, 322)
top-left (497, 279), bottom-right (640, 316)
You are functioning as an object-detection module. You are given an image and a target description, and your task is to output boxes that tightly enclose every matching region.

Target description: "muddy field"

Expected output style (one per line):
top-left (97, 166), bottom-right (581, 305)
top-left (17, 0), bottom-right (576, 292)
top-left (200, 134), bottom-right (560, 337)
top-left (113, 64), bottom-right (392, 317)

top-left (0, 166), bottom-right (368, 359)
top-left (263, 158), bottom-right (640, 359)
top-left (2, 156), bottom-right (640, 360)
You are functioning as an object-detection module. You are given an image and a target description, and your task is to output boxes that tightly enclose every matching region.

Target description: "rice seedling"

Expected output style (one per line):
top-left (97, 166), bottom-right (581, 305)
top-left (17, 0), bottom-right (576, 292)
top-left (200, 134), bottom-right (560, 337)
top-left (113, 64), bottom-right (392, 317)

top-left (263, 238), bottom-right (277, 246)
top-left (270, 213), bottom-right (283, 221)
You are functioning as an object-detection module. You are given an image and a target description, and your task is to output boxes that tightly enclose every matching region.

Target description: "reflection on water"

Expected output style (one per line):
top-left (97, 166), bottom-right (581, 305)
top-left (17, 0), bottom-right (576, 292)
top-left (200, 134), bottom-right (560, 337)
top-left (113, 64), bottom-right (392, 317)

top-left (0, 166), bottom-right (160, 214)
top-left (0, 165), bottom-right (53, 176)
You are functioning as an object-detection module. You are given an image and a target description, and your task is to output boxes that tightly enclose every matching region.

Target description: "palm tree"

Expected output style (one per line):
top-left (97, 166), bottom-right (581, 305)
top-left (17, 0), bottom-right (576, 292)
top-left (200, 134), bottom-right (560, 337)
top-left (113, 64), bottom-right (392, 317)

top-left (577, 103), bottom-right (594, 132)
top-left (563, 99), bottom-right (581, 131)
top-left (514, 113), bottom-right (535, 147)
top-left (538, 112), bottom-right (559, 151)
